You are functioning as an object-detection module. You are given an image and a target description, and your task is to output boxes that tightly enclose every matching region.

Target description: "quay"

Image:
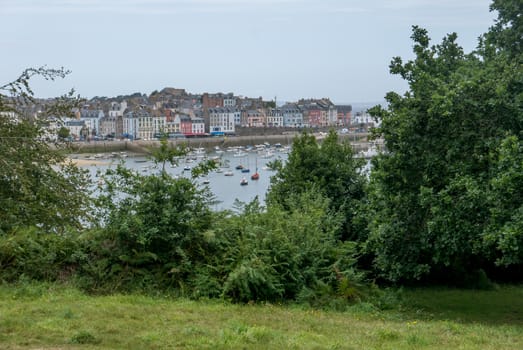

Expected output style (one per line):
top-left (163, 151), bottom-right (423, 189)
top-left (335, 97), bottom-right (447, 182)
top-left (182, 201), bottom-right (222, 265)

top-left (66, 132), bottom-right (380, 155)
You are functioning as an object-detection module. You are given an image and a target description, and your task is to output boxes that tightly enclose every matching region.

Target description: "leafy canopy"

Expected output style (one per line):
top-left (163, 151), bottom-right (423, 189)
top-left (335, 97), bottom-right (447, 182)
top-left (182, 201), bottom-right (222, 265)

top-left (367, 1), bottom-right (523, 283)
top-left (267, 130), bottom-right (367, 241)
top-left (0, 67), bottom-right (91, 234)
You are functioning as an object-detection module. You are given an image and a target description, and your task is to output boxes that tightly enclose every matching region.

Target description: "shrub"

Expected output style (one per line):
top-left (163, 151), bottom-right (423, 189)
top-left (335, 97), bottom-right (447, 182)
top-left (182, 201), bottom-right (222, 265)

top-left (196, 191), bottom-right (370, 304)
top-left (0, 227), bottom-right (80, 283)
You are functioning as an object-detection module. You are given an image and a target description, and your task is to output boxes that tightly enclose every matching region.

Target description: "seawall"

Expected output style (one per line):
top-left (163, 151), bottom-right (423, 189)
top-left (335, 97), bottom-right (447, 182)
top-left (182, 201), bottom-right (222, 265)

top-left (67, 132), bottom-right (375, 155)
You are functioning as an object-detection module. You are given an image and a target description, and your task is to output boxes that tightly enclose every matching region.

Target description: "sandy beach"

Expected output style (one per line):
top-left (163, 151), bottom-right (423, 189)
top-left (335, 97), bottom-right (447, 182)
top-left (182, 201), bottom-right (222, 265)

top-left (67, 158), bottom-right (112, 167)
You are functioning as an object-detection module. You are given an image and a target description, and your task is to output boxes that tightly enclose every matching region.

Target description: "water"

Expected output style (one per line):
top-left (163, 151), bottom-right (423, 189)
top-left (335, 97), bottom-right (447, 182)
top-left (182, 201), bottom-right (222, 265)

top-left (83, 149), bottom-right (288, 211)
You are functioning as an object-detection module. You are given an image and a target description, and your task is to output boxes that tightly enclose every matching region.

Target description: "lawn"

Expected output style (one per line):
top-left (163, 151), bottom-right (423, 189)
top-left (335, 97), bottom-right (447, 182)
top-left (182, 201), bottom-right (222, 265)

top-left (0, 283), bottom-right (521, 349)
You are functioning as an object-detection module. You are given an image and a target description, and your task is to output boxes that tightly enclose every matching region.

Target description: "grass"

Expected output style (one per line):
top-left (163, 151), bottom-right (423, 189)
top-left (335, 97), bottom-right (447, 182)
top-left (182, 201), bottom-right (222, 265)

top-left (0, 282), bottom-right (522, 349)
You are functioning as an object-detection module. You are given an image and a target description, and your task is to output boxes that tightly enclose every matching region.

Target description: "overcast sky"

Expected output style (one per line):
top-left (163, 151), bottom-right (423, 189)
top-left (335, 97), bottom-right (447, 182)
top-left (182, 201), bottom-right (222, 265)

top-left (1, 0), bottom-right (497, 104)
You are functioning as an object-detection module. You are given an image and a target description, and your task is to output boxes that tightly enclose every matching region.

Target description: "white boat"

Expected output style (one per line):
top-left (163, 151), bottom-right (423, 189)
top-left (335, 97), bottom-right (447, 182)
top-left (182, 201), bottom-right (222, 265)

top-left (357, 145), bottom-right (379, 159)
top-left (233, 150), bottom-right (248, 158)
top-left (260, 150), bottom-right (275, 159)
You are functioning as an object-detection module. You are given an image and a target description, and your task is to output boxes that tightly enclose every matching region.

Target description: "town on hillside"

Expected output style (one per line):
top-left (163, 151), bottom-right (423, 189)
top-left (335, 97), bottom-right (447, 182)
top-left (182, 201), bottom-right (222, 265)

top-left (31, 88), bottom-right (380, 141)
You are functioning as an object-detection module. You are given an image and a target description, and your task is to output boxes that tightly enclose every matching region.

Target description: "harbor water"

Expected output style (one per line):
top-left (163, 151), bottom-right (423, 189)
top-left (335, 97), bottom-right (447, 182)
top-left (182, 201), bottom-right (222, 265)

top-left (81, 147), bottom-right (289, 211)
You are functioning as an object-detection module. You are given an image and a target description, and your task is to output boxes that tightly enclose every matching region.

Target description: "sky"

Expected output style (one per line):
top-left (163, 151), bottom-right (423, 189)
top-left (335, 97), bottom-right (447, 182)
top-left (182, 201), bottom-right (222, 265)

top-left (0, 0), bottom-right (497, 104)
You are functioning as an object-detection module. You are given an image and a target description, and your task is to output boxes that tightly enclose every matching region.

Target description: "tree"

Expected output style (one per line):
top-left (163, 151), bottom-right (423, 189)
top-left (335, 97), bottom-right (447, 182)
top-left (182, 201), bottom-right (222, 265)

top-left (148, 135), bottom-right (217, 178)
top-left (484, 0), bottom-right (522, 58)
top-left (57, 126), bottom-right (70, 141)
top-left (267, 130), bottom-right (367, 241)
top-left (87, 153), bottom-right (216, 291)
top-left (0, 67), bottom-right (91, 234)
top-left (367, 1), bottom-right (523, 283)
top-left (148, 136), bottom-right (187, 175)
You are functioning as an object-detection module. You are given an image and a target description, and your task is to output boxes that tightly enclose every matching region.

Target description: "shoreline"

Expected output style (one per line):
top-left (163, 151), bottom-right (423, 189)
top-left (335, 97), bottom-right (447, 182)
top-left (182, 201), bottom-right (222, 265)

top-left (67, 157), bottom-right (113, 167)
top-left (64, 132), bottom-right (372, 155)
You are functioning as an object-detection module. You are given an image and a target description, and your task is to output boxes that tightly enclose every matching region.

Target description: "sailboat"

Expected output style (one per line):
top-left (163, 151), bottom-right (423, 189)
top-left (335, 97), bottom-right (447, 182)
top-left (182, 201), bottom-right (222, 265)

top-left (240, 177), bottom-right (248, 186)
top-left (251, 156), bottom-right (259, 180)
top-left (241, 154), bottom-right (250, 173)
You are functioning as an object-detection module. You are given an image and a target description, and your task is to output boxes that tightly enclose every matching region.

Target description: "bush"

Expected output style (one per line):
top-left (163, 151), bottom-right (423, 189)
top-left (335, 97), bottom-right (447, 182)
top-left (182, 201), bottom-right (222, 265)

top-left (0, 227), bottom-right (80, 283)
top-left (194, 191), bottom-right (371, 304)
top-left (77, 165), bottom-right (216, 293)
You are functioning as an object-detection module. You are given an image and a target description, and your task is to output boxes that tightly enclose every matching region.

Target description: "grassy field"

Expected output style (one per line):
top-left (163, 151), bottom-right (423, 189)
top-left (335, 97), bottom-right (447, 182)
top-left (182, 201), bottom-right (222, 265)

top-left (0, 283), bottom-right (522, 349)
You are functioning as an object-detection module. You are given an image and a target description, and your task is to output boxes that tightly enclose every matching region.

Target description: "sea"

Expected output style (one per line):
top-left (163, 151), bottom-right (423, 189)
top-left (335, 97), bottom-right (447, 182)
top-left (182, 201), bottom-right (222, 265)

top-left (83, 147), bottom-right (288, 211)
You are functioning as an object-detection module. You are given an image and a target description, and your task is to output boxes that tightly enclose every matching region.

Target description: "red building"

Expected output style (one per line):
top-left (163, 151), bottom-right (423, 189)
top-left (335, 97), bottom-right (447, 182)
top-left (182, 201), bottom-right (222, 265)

top-left (180, 115), bottom-right (192, 135)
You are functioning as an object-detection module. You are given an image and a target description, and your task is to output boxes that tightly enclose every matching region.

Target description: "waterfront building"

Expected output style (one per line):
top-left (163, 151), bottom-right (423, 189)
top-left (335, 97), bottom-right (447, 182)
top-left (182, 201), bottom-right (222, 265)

top-left (107, 101), bottom-right (127, 138)
top-left (179, 114), bottom-right (192, 135)
top-left (353, 111), bottom-right (381, 128)
top-left (191, 117), bottom-right (205, 135)
top-left (266, 108), bottom-right (284, 127)
top-left (336, 105), bottom-right (352, 126)
top-left (243, 109), bottom-right (265, 127)
top-left (209, 107), bottom-right (237, 134)
top-left (123, 109), bottom-right (161, 140)
top-left (65, 119), bottom-right (86, 140)
top-left (80, 109), bottom-right (104, 139)
top-left (281, 103), bottom-right (303, 127)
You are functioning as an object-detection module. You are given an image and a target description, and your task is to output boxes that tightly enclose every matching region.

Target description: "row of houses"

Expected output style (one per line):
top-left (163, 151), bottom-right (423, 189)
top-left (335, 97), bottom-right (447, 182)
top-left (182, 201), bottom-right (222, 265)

top-left (49, 91), bottom-right (376, 141)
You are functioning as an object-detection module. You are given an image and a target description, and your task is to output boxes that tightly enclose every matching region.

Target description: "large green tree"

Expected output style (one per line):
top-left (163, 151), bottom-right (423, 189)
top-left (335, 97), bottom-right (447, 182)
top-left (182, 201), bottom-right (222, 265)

top-left (267, 130), bottom-right (367, 241)
top-left (0, 67), bottom-right (90, 234)
top-left (366, 0), bottom-right (523, 283)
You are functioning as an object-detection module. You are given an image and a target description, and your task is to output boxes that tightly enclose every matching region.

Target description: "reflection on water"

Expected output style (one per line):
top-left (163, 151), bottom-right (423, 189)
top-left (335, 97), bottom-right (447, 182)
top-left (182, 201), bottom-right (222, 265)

top-left (82, 149), bottom-right (288, 211)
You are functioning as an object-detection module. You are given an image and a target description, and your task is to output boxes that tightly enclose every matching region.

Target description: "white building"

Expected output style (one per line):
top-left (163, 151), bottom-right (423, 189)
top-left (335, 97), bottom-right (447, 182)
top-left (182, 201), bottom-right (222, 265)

top-left (80, 109), bottom-right (104, 138)
top-left (353, 112), bottom-right (381, 127)
top-left (281, 104), bottom-right (303, 127)
top-left (152, 113), bottom-right (167, 138)
top-left (64, 119), bottom-right (86, 140)
top-left (191, 117), bottom-right (205, 135)
top-left (267, 108), bottom-right (284, 127)
top-left (123, 110), bottom-right (151, 140)
top-left (209, 107), bottom-right (237, 134)
top-left (109, 101), bottom-right (127, 118)
top-left (223, 93), bottom-right (236, 107)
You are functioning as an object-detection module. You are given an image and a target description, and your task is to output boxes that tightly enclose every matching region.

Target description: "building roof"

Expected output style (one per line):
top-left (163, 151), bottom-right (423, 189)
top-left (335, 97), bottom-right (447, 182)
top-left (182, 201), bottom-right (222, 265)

top-left (336, 105), bottom-right (352, 113)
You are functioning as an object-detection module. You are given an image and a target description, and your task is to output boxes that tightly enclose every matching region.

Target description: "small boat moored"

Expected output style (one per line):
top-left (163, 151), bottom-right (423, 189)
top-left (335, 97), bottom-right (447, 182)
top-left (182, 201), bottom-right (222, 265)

top-left (240, 177), bottom-right (248, 186)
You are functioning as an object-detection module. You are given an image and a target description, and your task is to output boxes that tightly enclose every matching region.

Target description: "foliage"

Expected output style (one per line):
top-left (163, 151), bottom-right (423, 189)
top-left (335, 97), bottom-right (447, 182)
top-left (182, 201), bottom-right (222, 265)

top-left (148, 135), bottom-right (186, 174)
top-left (191, 190), bottom-right (367, 304)
top-left (482, 135), bottom-right (523, 267)
top-left (484, 0), bottom-right (522, 59)
top-left (57, 126), bottom-right (70, 140)
top-left (267, 130), bottom-right (367, 241)
top-left (0, 67), bottom-right (91, 234)
top-left (367, 2), bottom-right (523, 283)
top-left (148, 136), bottom-right (217, 178)
top-left (0, 227), bottom-right (81, 282)
top-left (81, 156), bottom-right (217, 292)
